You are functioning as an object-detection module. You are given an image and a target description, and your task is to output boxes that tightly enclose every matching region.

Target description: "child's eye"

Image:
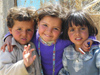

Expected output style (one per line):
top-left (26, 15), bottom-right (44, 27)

top-left (27, 29), bottom-right (34, 32)
top-left (27, 29), bottom-right (31, 31)
top-left (81, 27), bottom-right (85, 30)
top-left (54, 28), bottom-right (59, 30)
top-left (43, 24), bottom-right (47, 27)
top-left (70, 29), bottom-right (74, 32)
top-left (17, 28), bottom-right (21, 30)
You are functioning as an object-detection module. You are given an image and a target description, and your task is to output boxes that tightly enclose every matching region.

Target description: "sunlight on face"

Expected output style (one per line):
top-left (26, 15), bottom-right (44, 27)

top-left (38, 16), bottom-right (62, 42)
top-left (9, 20), bottom-right (34, 45)
top-left (68, 24), bottom-right (89, 48)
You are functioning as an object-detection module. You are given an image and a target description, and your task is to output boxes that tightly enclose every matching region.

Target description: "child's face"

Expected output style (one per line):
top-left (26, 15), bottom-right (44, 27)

top-left (9, 20), bottom-right (34, 45)
top-left (38, 16), bottom-right (62, 42)
top-left (68, 24), bottom-right (89, 47)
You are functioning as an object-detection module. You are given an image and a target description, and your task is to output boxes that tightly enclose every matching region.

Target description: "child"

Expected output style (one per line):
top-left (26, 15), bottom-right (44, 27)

top-left (59, 9), bottom-right (100, 75)
top-left (1, 3), bottom-right (97, 75)
top-left (0, 7), bottom-right (41, 75)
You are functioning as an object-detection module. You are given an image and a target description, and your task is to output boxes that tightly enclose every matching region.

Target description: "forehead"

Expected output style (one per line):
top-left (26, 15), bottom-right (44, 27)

top-left (14, 20), bottom-right (34, 27)
top-left (40, 16), bottom-right (62, 26)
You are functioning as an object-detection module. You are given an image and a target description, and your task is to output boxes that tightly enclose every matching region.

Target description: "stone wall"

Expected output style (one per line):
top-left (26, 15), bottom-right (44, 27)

top-left (0, 0), bottom-right (14, 48)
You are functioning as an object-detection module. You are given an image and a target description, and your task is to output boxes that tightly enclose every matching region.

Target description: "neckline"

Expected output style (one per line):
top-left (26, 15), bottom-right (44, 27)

top-left (39, 36), bottom-right (55, 46)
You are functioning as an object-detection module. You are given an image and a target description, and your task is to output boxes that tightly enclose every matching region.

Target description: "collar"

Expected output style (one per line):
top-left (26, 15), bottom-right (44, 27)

top-left (11, 37), bottom-right (33, 51)
top-left (36, 30), bottom-right (56, 46)
top-left (64, 45), bottom-right (99, 61)
top-left (39, 36), bottom-right (55, 46)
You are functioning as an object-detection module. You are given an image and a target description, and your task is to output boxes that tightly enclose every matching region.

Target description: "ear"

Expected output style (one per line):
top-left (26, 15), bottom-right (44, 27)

top-left (8, 28), bottom-right (12, 34)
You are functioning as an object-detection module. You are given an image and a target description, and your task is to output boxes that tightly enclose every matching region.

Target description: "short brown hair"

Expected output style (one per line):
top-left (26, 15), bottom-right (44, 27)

top-left (7, 7), bottom-right (37, 29)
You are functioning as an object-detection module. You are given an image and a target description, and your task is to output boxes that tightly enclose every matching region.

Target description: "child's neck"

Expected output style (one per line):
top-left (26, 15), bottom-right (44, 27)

top-left (74, 45), bottom-right (81, 52)
top-left (39, 36), bottom-right (56, 46)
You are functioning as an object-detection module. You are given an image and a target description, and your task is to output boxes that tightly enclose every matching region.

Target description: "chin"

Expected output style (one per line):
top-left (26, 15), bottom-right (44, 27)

top-left (19, 42), bottom-right (28, 45)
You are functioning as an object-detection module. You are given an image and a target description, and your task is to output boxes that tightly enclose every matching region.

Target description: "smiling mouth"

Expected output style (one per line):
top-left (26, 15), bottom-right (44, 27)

top-left (44, 34), bottom-right (51, 37)
top-left (75, 38), bottom-right (82, 40)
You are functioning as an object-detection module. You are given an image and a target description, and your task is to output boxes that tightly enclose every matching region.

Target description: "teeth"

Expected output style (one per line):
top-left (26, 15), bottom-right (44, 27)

top-left (76, 38), bottom-right (81, 40)
top-left (45, 34), bottom-right (50, 37)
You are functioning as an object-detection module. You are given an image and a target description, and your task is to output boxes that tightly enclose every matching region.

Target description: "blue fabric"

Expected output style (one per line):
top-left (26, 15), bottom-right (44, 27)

top-left (59, 44), bottom-right (100, 75)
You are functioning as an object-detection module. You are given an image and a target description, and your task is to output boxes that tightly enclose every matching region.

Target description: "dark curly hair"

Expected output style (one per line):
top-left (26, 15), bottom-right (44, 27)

top-left (7, 7), bottom-right (37, 30)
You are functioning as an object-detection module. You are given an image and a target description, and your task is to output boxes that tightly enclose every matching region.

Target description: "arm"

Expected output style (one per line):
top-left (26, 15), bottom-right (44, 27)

top-left (88, 36), bottom-right (100, 45)
top-left (80, 36), bottom-right (100, 53)
top-left (0, 49), bottom-right (28, 75)
top-left (96, 47), bottom-right (100, 75)
top-left (3, 32), bottom-right (12, 41)
top-left (1, 32), bottom-right (13, 52)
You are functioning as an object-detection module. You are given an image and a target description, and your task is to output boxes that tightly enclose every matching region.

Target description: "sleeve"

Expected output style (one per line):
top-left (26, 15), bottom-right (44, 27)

top-left (88, 36), bottom-right (100, 45)
top-left (0, 48), bottom-right (29, 75)
top-left (96, 47), bottom-right (100, 75)
top-left (58, 49), bottom-right (69, 75)
top-left (3, 32), bottom-right (12, 42)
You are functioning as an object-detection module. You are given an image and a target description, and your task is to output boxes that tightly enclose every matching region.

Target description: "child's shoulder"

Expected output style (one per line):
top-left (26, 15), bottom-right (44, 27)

top-left (64, 44), bottom-right (73, 49)
top-left (90, 44), bottom-right (100, 54)
top-left (63, 44), bottom-right (74, 53)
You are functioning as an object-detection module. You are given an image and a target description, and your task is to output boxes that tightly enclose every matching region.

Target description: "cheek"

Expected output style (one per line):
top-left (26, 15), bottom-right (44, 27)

top-left (39, 25), bottom-right (46, 30)
top-left (13, 30), bottom-right (21, 36)
top-left (15, 30), bottom-right (20, 34)
top-left (53, 31), bottom-right (61, 38)
top-left (68, 32), bottom-right (75, 42)
top-left (28, 32), bottom-right (34, 38)
top-left (38, 25), bottom-right (46, 33)
top-left (82, 31), bottom-right (89, 37)
top-left (68, 33), bottom-right (73, 38)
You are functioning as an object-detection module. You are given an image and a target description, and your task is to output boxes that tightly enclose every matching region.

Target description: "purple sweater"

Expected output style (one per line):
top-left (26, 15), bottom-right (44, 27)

top-left (5, 31), bottom-right (98, 75)
top-left (32, 31), bottom-right (71, 75)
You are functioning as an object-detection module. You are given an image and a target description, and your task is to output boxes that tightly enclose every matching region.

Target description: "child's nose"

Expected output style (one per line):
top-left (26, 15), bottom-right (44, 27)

top-left (75, 30), bottom-right (80, 35)
top-left (22, 31), bottom-right (27, 36)
top-left (47, 28), bottom-right (52, 33)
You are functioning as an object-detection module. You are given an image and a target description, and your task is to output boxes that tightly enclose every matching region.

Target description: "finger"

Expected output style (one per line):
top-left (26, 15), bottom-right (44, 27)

top-left (27, 44), bottom-right (31, 51)
top-left (24, 45), bottom-right (28, 54)
top-left (83, 42), bottom-right (89, 47)
top-left (10, 46), bottom-right (13, 52)
top-left (30, 49), bottom-right (35, 52)
top-left (7, 43), bottom-right (12, 52)
top-left (28, 49), bottom-right (35, 57)
top-left (81, 43), bottom-right (90, 52)
top-left (1, 43), bottom-right (6, 50)
top-left (24, 45), bottom-right (27, 50)
top-left (81, 45), bottom-right (88, 51)
top-left (82, 46), bottom-right (90, 52)
top-left (32, 55), bottom-right (36, 62)
top-left (1, 46), bottom-right (3, 50)
top-left (23, 51), bottom-right (30, 62)
top-left (23, 51), bottom-right (26, 58)
top-left (2, 44), bottom-right (7, 52)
